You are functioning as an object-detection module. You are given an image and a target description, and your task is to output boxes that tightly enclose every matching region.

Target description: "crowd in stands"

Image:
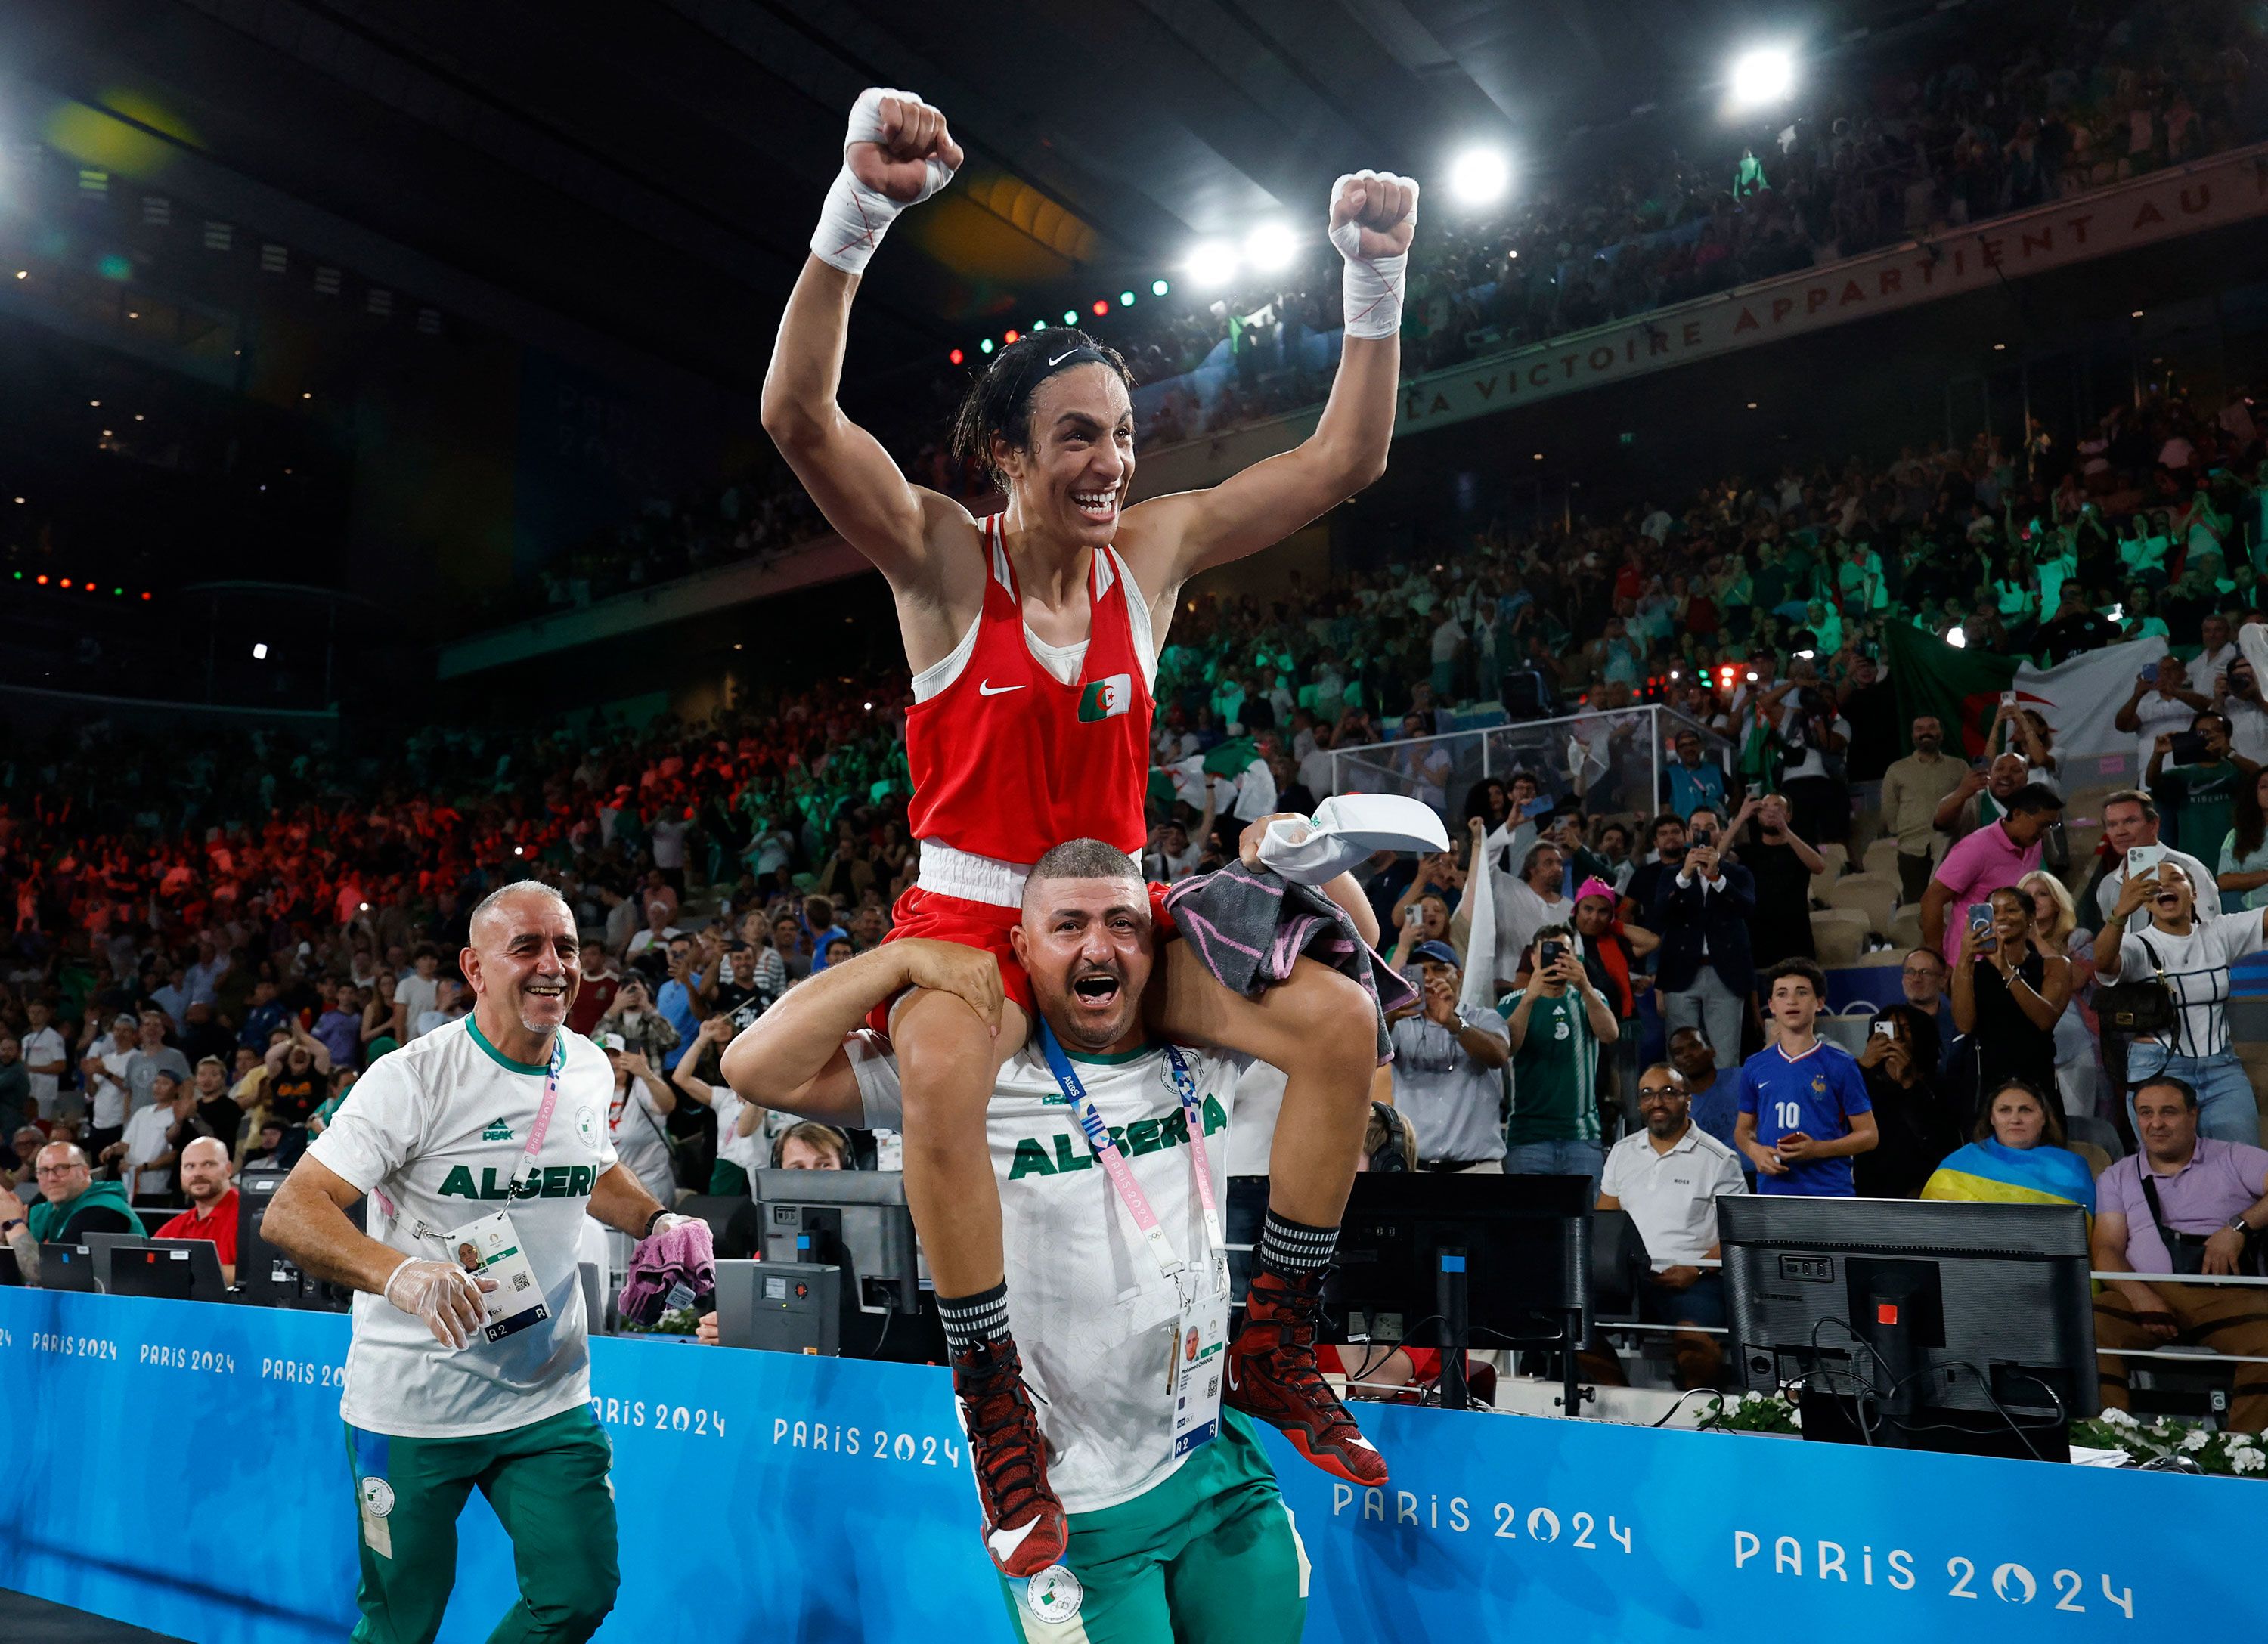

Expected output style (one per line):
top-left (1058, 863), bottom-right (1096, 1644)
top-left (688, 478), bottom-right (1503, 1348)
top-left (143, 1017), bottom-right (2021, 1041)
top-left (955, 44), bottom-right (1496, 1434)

top-left (6, 340), bottom-right (2268, 1413)
top-left (518, 0), bottom-right (2263, 618)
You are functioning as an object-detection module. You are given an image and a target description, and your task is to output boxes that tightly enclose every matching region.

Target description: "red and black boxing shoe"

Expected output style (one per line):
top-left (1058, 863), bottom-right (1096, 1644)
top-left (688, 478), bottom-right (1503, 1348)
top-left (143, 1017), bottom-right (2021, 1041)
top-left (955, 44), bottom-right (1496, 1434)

top-left (951, 1336), bottom-right (1069, 1577)
top-left (1225, 1267), bottom-right (1389, 1486)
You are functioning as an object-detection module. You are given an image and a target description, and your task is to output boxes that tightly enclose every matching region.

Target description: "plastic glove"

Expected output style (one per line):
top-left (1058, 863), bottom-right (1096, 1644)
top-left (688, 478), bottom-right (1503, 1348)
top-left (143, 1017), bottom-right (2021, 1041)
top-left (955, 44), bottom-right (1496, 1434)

top-left (384, 1257), bottom-right (494, 1351)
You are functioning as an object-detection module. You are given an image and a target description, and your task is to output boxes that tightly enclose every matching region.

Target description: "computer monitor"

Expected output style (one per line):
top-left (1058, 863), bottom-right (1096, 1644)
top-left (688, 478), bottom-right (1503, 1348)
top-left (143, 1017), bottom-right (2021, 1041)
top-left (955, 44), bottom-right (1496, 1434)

top-left (1323, 1172), bottom-right (1594, 1410)
top-left (36, 1242), bottom-right (101, 1292)
top-left (1719, 1195), bottom-right (2098, 1459)
top-left (752, 1169), bottom-right (921, 1315)
top-left (237, 1167), bottom-right (361, 1310)
top-left (103, 1239), bottom-right (230, 1303)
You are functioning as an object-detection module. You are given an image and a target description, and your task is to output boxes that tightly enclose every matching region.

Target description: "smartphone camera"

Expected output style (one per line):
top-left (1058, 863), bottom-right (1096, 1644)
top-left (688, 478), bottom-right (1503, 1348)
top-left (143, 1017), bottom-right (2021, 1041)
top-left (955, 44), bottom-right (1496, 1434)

top-left (1538, 940), bottom-right (1566, 971)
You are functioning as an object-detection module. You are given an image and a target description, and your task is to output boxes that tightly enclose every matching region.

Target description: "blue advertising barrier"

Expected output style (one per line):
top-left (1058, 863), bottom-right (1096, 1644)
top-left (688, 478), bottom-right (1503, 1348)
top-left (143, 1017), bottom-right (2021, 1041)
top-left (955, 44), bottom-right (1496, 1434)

top-left (2, 1287), bottom-right (2258, 1642)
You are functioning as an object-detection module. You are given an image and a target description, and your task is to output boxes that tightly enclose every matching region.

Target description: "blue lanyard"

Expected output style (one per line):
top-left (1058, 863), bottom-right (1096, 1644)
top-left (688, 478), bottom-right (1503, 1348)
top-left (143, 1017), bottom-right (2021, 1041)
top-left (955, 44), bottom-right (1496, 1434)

top-left (1033, 1022), bottom-right (1222, 1287)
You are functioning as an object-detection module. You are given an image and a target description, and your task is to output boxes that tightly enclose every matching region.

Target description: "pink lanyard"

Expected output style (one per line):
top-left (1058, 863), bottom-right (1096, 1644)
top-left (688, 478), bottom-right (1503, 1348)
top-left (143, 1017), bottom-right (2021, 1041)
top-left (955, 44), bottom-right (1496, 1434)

top-left (1036, 1024), bottom-right (1222, 1293)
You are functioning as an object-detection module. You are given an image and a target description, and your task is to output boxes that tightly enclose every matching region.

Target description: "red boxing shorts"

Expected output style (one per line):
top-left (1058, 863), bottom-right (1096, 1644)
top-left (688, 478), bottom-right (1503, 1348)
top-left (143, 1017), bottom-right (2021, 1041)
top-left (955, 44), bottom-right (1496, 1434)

top-left (866, 880), bottom-right (1176, 1039)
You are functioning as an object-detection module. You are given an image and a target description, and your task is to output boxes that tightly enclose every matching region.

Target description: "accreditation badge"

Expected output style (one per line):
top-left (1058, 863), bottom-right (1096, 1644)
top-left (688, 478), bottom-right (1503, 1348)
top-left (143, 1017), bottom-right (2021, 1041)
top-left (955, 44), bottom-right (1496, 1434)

top-left (1167, 1254), bottom-right (1231, 1458)
top-left (444, 1209), bottom-right (549, 1344)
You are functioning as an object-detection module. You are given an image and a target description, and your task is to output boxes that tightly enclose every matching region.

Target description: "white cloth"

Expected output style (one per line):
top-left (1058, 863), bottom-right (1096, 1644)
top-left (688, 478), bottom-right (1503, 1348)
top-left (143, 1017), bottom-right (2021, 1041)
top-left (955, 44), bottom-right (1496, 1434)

top-left (850, 1034), bottom-right (1248, 1513)
top-left (305, 1017), bottom-right (620, 1438)
top-left (1600, 1126), bottom-right (1748, 1270)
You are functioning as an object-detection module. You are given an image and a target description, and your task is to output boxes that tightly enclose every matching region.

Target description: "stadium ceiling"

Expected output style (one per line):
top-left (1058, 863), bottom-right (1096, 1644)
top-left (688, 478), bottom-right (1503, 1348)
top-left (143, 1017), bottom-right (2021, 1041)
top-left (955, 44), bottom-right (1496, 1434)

top-left (2, 0), bottom-right (1937, 393)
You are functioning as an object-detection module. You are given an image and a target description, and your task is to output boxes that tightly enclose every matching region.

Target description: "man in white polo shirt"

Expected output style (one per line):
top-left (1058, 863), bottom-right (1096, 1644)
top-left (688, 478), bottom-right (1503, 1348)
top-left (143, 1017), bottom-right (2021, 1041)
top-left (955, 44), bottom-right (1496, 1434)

top-left (1597, 1062), bottom-right (1748, 1388)
top-left (265, 881), bottom-right (689, 1644)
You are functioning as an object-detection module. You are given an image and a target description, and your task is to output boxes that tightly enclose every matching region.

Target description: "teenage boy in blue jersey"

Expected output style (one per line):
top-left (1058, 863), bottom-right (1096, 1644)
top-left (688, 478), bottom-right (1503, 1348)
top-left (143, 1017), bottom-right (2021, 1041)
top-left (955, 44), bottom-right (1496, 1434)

top-left (1734, 958), bottom-right (1879, 1195)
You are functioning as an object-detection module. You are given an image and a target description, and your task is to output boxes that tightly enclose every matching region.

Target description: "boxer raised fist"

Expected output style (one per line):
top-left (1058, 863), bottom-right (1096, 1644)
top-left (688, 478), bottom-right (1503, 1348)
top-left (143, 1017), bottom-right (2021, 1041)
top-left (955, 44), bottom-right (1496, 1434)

top-left (847, 91), bottom-right (964, 204)
top-left (1329, 170), bottom-right (1418, 261)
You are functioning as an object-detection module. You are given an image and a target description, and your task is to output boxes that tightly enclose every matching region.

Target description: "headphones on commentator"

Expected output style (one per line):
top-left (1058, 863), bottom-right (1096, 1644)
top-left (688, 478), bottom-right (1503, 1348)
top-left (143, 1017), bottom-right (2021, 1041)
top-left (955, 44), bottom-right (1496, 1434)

top-left (1366, 1102), bottom-right (1413, 1174)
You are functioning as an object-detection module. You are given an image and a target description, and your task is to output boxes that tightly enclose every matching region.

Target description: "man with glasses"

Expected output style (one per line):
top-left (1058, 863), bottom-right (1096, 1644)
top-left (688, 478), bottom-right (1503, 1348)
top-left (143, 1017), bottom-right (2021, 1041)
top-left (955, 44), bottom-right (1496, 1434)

top-left (1898, 948), bottom-right (1957, 1073)
top-left (0, 1142), bottom-right (138, 1283)
top-left (1596, 1064), bottom-right (1748, 1387)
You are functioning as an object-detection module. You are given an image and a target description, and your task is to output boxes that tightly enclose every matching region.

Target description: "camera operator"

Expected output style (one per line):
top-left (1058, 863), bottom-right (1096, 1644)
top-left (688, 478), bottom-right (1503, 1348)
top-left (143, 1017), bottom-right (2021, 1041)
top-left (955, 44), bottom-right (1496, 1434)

top-left (1650, 803), bottom-right (1756, 1071)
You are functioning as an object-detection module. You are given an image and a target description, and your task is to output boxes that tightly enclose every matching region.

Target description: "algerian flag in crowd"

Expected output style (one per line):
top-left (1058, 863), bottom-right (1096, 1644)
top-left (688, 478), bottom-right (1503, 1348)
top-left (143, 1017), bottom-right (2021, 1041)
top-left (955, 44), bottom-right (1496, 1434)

top-left (1882, 624), bottom-right (2170, 764)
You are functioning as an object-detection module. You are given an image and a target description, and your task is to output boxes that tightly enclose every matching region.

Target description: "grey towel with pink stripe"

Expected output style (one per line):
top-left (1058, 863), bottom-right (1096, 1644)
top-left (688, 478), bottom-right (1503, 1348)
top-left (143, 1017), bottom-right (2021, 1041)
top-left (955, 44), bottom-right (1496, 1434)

top-left (1162, 860), bottom-right (1416, 1062)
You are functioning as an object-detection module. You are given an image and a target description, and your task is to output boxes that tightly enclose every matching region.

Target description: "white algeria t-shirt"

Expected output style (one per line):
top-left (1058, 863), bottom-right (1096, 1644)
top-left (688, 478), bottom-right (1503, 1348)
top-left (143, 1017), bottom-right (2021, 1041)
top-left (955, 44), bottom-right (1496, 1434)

top-left (308, 1016), bottom-right (620, 1438)
top-left (851, 1033), bottom-right (1246, 1514)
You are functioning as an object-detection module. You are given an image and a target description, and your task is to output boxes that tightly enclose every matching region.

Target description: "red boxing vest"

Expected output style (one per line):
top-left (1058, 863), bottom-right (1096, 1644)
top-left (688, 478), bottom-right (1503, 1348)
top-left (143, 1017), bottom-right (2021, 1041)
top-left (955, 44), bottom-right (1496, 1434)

top-left (905, 515), bottom-right (1154, 863)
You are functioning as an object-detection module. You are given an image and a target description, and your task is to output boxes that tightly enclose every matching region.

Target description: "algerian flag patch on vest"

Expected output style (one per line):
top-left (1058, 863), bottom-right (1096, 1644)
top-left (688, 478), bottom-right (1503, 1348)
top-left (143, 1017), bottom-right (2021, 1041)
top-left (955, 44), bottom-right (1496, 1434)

top-left (1078, 673), bottom-right (1133, 723)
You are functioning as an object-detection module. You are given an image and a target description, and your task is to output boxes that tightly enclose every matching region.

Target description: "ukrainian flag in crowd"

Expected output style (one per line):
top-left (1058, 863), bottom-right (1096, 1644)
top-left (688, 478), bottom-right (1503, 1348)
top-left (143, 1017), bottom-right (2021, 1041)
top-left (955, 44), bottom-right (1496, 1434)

top-left (1921, 1138), bottom-right (2096, 1216)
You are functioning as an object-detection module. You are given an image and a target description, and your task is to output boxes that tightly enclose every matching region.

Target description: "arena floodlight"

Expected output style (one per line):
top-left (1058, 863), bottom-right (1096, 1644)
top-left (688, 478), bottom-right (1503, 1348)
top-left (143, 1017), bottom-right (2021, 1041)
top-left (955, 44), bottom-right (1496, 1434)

top-left (1151, 278), bottom-right (1170, 296)
top-left (1448, 147), bottom-right (1510, 209)
top-left (1244, 223), bottom-right (1296, 274)
top-left (1729, 47), bottom-right (1795, 110)
top-left (1185, 240), bottom-right (1240, 289)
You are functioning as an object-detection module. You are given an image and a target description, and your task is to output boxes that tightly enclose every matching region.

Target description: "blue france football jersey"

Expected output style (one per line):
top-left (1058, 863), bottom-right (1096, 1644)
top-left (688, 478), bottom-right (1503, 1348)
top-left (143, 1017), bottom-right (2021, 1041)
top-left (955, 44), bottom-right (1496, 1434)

top-left (1736, 1039), bottom-right (1872, 1197)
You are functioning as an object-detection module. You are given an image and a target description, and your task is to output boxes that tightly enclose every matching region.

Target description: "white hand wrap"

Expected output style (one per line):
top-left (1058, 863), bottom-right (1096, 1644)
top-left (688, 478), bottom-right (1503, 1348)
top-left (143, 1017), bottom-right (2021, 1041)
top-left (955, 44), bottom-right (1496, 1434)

top-left (1330, 170), bottom-right (1419, 340)
top-left (810, 87), bottom-right (958, 276)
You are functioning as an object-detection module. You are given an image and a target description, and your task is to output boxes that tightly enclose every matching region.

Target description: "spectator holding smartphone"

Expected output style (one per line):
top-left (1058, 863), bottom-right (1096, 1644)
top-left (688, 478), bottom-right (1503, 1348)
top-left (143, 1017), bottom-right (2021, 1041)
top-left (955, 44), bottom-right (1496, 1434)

top-left (1734, 959), bottom-right (1878, 1196)
top-left (2146, 712), bottom-right (2257, 860)
top-left (1950, 886), bottom-right (2071, 1127)
top-left (1383, 888), bottom-right (1455, 969)
top-left (1501, 925), bottom-right (1619, 1194)
top-left (2115, 655), bottom-right (2209, 777)
top-left (1386, 940), bottom-right (1511, 1174)
top-left (1852, 1005), bottom-right (1960, 1199)
top-left (2096, 862), bottom-right (2268, 1144)
top-left (1650, 803), bottom-right (1755, 1073)
top-left (1730, 791), bottom-right (1824, 970)
top-left (1932, 752), bottom-right (2031, 844)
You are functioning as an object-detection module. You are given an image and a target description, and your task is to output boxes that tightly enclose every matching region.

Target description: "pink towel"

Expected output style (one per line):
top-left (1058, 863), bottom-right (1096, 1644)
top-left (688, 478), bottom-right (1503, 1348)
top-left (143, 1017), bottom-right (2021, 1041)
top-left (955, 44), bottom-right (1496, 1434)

top-left (619, 1218), bottom-right (717, 1326)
